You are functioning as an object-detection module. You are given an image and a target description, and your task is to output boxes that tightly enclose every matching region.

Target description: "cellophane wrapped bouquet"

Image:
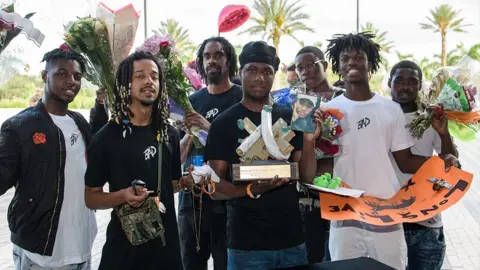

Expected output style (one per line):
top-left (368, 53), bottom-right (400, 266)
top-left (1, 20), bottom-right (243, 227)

top-left (63, 2), bottom-right (139, 123)
top-left (271, 83), bottom-right (306, 106)
top-left (136, 35), bottom-right (206, 148)
top-left (407, 55), bottom-right (480, 141)
top-left (315, 103), bottom-right (349, 159)
top-left (0, 1), bottom-right (44, 88)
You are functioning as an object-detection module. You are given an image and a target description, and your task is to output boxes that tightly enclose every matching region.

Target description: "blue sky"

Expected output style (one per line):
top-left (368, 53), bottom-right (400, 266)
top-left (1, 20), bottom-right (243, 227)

top-left (9, 0), bottom-right (480, 75)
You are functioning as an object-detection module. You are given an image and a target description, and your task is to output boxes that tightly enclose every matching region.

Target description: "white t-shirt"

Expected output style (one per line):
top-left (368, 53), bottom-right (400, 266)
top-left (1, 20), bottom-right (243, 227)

top-left (327, 94), bottom-right (414, 199)
top-left (389, 112), bottom-right (444, 228)
top-left (21, 114), bottom-right (97, 267)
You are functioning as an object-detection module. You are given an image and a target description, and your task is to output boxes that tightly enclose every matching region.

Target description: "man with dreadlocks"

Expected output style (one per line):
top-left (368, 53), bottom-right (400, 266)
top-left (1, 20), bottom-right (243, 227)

top-left (178, 36), bottom-right (242, 270)
top-left (85, 51), bottom-right (193, 269)
top-left (0, 48), bottom-right (97, 269)
top-left (301, 33), bottom-right (460, 269)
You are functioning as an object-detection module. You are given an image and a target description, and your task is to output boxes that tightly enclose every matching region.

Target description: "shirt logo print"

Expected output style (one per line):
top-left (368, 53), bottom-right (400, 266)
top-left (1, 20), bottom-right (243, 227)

top-left (357, 117), bottom-right (371, 130)
top-left (144, 146), bottom-right (157, 160)
top-left (70, 133), bottom-right (79, 146)
top-left (205, 108), bottom-right (219, 120)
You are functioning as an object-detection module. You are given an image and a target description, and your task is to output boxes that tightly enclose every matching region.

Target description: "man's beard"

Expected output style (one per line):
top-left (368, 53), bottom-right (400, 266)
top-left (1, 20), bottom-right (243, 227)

top-left (140, 100), bottom-right (155, 106)
top-left (207, 71), bottom-right (223, 85)
top-left (51, 92), bottom-right (70, 105)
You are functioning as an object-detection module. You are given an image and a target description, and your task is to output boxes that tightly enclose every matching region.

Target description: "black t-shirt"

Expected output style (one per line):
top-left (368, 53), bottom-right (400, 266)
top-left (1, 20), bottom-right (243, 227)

top-left (85, 122), bottom-right (182, 270)
top-left (178, 84), bottom-right (243, 213)
top-left (204, 103), bottom-right (304, 250)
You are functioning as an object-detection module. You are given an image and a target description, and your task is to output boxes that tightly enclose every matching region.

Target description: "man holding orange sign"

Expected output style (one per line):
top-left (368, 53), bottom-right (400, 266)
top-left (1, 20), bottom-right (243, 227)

top-left (302, 33), bottom-right (460, 270)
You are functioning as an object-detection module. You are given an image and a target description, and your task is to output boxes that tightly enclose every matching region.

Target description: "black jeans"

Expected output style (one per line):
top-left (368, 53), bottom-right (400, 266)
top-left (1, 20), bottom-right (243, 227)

top-left (178, 209), bottom-right (227, 270)
top-left (300, 203), bottom-right (331, 263)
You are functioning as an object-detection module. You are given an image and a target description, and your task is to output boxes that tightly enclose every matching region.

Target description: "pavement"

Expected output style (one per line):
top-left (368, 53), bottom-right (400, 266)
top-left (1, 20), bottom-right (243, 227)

top-left (0, 108), bottom-right (478, 270)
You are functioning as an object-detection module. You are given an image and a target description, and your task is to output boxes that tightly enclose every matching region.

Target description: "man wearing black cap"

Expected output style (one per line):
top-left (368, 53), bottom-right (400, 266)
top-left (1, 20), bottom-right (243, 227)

top-left (204, 41), bottom-right (316, 269)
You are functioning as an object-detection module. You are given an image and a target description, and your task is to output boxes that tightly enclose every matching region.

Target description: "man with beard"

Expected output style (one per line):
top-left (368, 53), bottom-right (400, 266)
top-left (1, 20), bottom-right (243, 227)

top-left (85, 51), bottom-right (193, 270)
top-left (0, 48), bottom-right (97, 269)
top-left (389, 60), bottom-right (457, 270)
top-left (178, 36), bottom-right (242, 270)
top-left (204, 41), bottom-right (320, 269)
top-left (301, 33), bottom-right (459, 270)
top-left (294, 45), bottom-right (345, 263)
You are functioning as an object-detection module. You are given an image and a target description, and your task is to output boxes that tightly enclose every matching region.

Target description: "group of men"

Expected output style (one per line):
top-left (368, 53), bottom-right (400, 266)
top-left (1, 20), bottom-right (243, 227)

top-left (0, 31), bottom-right (460, 270)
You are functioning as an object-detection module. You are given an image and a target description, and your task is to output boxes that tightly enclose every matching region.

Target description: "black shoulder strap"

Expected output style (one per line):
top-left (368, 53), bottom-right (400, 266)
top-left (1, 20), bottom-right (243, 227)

top-left (157, 142), bottom-right (163, 198)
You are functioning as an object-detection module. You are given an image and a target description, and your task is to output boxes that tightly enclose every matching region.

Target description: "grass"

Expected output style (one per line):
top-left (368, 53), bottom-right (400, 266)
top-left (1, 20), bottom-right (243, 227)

top-left (0, 96), bottom-right (96, 110)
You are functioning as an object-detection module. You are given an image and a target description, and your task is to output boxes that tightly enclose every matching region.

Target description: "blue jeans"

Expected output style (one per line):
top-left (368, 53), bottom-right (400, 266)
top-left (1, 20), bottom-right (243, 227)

top-left (227, 243), bottom-right (308, 270)
top-left (405, 226), bottom-right (446, 270)
top-left (13, 245), bottom-right (90, 270)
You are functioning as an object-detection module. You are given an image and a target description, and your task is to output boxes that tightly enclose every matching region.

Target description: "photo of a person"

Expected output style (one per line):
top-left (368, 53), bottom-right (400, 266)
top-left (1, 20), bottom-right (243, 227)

top-left (290, 93), bottom-right (319, 133)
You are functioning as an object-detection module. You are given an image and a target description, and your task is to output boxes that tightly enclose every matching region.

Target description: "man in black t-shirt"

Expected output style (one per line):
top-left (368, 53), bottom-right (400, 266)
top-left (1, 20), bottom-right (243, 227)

top-left (178, 37), bottom-right (242, 270)
top-left (84, 52), bottom-right (194, 270)
top-left (205, 41), bottom-right (315, 270)
top-left (294, 46), bottom-right (346, 263)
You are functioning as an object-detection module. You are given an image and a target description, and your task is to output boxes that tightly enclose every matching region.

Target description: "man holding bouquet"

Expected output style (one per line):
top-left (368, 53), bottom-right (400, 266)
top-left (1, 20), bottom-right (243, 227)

top-left (0, 48), bottom-right (97, 270)
top-left (178, 36), bottom-right (242, 270)
top-left (389, 60), bottom-right (457, 270)
top-left (301, 33), bottom-right (459, 270)
top-left (294, 45), bottom-right (345, 263)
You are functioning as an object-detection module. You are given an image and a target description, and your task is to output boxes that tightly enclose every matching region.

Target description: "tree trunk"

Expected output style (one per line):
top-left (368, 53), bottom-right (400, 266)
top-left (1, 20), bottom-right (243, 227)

top-left (273, 36), bottom-right (280, 57)
top-left (441, 31), bottom-right (447, 66)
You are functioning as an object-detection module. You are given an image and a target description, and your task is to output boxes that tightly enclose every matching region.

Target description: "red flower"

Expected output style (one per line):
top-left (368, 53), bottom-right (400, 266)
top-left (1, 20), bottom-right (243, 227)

top-left (32, 133), bottom-right (47, 145)
top-left (316, 139), bottom-right (339, 156)
top-left (335, 125), bottom-right (343, 136)
top-left (59, 43), bottom-right (71, 51)
top-left (159, 41), bottom-right (169, 48)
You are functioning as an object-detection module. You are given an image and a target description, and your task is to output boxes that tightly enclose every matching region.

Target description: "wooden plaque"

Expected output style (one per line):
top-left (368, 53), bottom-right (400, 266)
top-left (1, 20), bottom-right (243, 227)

top-left (232, 162), bottom-right (299, 182)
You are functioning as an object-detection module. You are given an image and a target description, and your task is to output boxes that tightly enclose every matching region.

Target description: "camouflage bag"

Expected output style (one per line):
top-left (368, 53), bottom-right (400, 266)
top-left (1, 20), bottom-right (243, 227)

top-left (116, 143), bottom-right (166, 246)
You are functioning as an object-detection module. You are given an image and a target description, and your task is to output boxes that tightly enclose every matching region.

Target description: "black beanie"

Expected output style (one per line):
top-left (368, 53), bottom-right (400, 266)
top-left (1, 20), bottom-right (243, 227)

top-left (239, 41), bottom-right (280, 71)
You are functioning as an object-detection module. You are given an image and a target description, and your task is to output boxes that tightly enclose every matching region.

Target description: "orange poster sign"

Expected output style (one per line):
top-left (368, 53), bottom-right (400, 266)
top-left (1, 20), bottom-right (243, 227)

top-left (319, 156), bottom-right (473, 226)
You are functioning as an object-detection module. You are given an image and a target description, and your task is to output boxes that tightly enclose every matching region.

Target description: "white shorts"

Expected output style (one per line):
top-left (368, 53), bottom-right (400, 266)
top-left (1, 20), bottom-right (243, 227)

top-left (329, 226), bottom-right (407, 270)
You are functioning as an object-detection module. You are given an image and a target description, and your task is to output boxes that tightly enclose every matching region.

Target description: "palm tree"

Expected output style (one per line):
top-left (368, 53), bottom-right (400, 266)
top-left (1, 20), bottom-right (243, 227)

top-left (420, 4), bottom-right (471, 67)
top-left (153, 19), bottom-right (196, 63)
top-left (361, 22), bottom-right (394, 71)
top-left (455, 43), bottom-right (480, 61)
top-left (240, 0), bottom-right (314, 55)
top-left (313, 41), bottom-right (323, 50)
top-left (395, 51), bottom-right (414, 61)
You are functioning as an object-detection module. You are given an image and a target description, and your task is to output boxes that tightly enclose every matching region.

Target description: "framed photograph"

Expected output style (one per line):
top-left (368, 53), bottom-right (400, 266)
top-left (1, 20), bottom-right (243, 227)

top-left (290, 93), bottom-right (320, 133)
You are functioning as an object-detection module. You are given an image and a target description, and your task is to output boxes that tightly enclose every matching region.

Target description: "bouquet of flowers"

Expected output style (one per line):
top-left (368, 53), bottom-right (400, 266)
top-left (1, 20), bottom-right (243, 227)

top-left (64, 3), bottom-right (139, 122)
top-left (271, 83), bottom-right (306, 106)
top-left (136, 35), bottom-right (207, 148)
top-left (407, 55), bottom-right (480, 141)
top-left (315, 104), bottom-right (349, 159)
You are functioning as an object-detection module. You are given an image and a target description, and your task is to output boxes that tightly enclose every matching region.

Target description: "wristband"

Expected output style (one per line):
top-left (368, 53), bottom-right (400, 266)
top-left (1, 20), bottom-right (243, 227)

top-left (203, 180), bottom-right (216, 195)
top-left (246, 183), bottom-right (261, 199)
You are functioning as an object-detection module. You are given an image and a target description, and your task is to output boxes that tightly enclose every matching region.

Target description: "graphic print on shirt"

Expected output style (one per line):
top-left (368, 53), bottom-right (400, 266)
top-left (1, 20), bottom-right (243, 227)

top-left (357, 117), bottom-right (371, 130)
top-left (144, 146), bottom-right (157, 160)
top-left (70, 133), bottom-right (79, 146)
top-left (205, 108), bottom-right (219, 120)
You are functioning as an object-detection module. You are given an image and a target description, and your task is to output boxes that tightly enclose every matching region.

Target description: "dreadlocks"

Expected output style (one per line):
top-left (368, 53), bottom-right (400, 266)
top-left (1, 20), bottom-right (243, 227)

top-left (196, 36), bottom-right (238, 82)
top-left (41, 48), bottom-right (87, 73)
top-left (111, 51), bottom-right (169, 143)
top-left (325, 32), bottom-right (381, 76)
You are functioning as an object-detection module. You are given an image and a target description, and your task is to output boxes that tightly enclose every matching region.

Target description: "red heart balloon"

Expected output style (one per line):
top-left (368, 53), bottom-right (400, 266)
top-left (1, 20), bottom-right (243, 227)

top-left (218, 5), bottom-right (251, 33)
